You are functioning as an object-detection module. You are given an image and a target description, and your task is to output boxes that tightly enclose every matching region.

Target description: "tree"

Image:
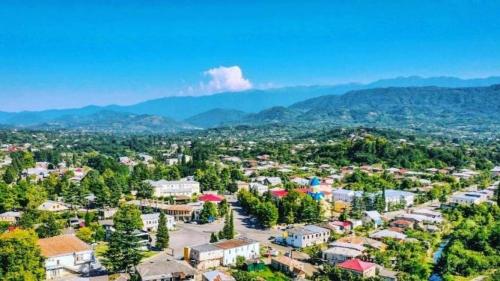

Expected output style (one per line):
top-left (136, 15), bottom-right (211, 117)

top-left (222, 210), bottom-right (235, 239)
top-left (299, 195), bottom-right (321, 223)
top-left (3, 166), bottom-right (18, 184)
top-left (76, 227), bottom-right (93, 243)
top-left (0, 229), bottom-right (45, 281)
top-left (210, 232), bottom-right (219, 243)
top-left (257, 202), bottom-right (278, 228)
top-left (199, 202), bottom-right (218, 224)
top-left (136, 181), bottom-right (154, 199)
top-left (155, 212), bottom-right (170, 250)
top-left (36, 214), bottom-right (61, 238)
top-left (104, 204), bottom-right (144, 273)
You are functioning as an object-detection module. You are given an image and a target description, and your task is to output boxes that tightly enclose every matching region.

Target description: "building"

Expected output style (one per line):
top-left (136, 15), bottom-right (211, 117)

top-left (37, 235), bottom-right (94, 279)
top-left (369, 229), bottom-right (407, 241)
top-left (285, 225), bottom-right (330, 248)
top-left (145, 178), bottom-right (200, 198)
top-left (137, 259), bottom-right (197, 281)
top-left (384, 190), bottom-right (415, 209)
top-left (450, 192), bottom-right (487, 205)
top-left (188, 244), bottom-right (224, 270)
top-left (249, 182), bottom-right (269, 195)
top-left (199, 193), bottom-right (225, 203)
top-left (203, 270), bottom-right (235, 281)
top-left (333, 189), bottom-right (363, 203)
top-left (362, 211), bottom-right (383, 227)
top-left (271, 255), bottom-right (315, 278)
top-left (37, 200), bottom-right (70, 212)
top-left (255, 176), bottom-right (282, 186)
top-left (188, 238), bottom-right (260, 269)
top-left (0, 211), bottom-right (22, 224)
top-left (323, 242), bottom-right (364, 264)
top-left (217, 238), bottom-right (260, 266)
top-left (390, 219), bottom-right (414, 229)
top-left (326, 220), bottom-right (352, 234)
top-left (491, 166), bottom-right (500, 177)
top-left (335, 236), bottom-right (386, 251)
top-left (337, 258), bottom-right (377, 278)
top-left (141, 213), bottom-right (175, 232)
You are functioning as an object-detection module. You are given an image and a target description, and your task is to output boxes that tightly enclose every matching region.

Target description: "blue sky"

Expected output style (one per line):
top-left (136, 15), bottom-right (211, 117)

top-left (1, 0), bottom-right (499, 111)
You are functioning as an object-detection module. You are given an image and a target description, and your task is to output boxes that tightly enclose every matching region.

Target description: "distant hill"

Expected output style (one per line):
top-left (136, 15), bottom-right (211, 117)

top-left (242, 84), bottom-right (500, 133)
top-left (32, 110), bottom-right (196, 133)
top-left (2, 75), bottom-right (499, 125)
top-left (185, 108), bottom-right (247, 128)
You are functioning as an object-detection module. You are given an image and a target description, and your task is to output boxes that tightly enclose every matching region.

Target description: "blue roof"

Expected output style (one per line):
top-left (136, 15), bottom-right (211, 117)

top-left (309, 191), bottom-right (324, 201)
top-left (310, 177), bottom-right (320, 186)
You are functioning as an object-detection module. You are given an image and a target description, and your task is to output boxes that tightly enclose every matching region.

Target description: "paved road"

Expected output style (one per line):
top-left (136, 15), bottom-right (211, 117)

top-left (169, 203), bottom-right (284, 259)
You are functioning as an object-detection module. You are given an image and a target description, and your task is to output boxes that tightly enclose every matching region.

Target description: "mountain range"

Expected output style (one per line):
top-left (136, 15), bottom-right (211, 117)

top-left (1, 76), bottom-right (499, 134)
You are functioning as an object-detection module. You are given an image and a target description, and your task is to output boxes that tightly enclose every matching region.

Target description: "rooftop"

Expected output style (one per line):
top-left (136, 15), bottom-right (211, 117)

top-left (338, 258), bottom-right (376, 272)
top-left (37, 234), bottom-right (91, 257)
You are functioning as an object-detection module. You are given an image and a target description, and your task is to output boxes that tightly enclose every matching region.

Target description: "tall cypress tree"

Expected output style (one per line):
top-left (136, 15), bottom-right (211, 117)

top-left (156, 212), bottom-right (170, 250)
top-left (222, 209), bottom-right (235, 239)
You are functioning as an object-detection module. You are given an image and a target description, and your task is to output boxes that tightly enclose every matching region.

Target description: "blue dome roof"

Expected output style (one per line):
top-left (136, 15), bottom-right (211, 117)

top-left (310, 177), bottom-right (320, 186)
top-left (309, 191), bottom-right (324, 201)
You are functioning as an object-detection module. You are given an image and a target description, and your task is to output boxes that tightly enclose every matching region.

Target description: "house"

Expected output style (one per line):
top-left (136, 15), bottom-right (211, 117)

top-left (145, 178), bottom-right (200, 198)
top-left (491, 166), bottom-right (500, 177)
top-left (249, 182), bottom-right (268, 195)
top-left (37, 200), bottom-right (70, 212)
top-left (100, 220), bottom-right (151, 250)
top-left (337, 258), bottom-right (377, 278)
top-left (256, 176), bottom-right (282, 186)
top-left (37, 234), bottom-right (94, 280)
top-left (450, 192), bottom-right (487, 205)
top-left (335, 236), bottom-right (386, 251)
top-left (271, 255), bottom-right (315, 278)
top-left (369, 229), bottom-right (407, 241)
top-left (270, 188), bottom-right (289, 200)
top-left (397, 213), bottom-right (442, 224)
top-left (323, 242), bottom-right (364, 264)
top-left (390, 219), bottom-right (414, 229)
top-left (199, 193), bottom-right (225, 204)
top-left (188, 238), bottom-right (260, 269)
top-left (411, 208), bottom-right (442, 220)
top-left (216, 238), bottom-right (260, 266)
top-left (326, 220), bottom-right (353, 234)
top-left (333, 189), bottom-right (363, 203)
top-left (202, 270), bottom-right (235, 281)
top-left (0, 211), bottom-right (22, 224)
top-left (137, 259), bottom-right (197, 281)
top-left (384, 190), bottom-right (415, 210)
top-left (285, 225), bottom-right (330, 248)
top-left (362, 211), bottom-right (383, 227)
top-left (141, 213), bottom-right (175, 232)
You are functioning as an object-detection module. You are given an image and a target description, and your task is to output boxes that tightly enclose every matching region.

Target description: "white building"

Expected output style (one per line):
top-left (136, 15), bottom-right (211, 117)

top-left (323, 242), bottom-right (364, 264)
top-left (189, 238), bottom-right (260, 269)
top-left (450, 192), bottom-right (487, 205)
top-left (141, 213), bottom-right (175, 232)
top-left (145, 177), bottom-right (200, 198)
top-left (37, 200), bottom-right (70, 212)
top-left (0, 211), bottom-right (22, 224)
top-left (249, 182), bottom-right (269, 195)
top-left (285, 225), bottom-right (330, 248)
top-left (255, 176), bottom-right (282, 186)
top-left (333, 189), bottom-right (363, 203)
top-left (384, 189), bottom-right (415, 209)
top-left (37, 235), bottom-right (94, 279)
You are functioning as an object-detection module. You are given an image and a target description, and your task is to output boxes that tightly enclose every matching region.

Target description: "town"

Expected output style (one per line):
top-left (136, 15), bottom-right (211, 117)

top-left (0, 127), bottom-right (498, 281)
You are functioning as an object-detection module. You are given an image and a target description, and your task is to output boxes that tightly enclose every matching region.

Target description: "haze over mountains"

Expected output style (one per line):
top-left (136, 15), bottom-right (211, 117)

top-left (1, 76), bottom-right (500, 134)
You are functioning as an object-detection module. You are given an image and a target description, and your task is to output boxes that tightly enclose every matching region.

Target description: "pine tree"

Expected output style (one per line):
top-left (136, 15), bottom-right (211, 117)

top-left (210, 232), bottom-right (219, 243)
top-left (156, 212), bottom-right (170, 250)
top-left (104, 204), bottom-right (144, 273)
top-left (221, 210), bottom-right (235, 239)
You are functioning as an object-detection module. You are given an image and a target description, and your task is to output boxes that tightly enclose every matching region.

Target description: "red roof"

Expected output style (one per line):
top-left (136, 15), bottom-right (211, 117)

top-left (331, 220), bottom-right (352, 228)
top-left (199, 194), bottom-right (224, 203)
top-left (297, 187), bottom-right (312, 194)
top-left (271, 189), bottom-right (288, 198)
top-left (338, 258), bottom-right (376, 273)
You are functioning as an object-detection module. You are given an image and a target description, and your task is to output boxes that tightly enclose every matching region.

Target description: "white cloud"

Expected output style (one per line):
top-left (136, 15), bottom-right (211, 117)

top-left (202, 65), bottom-right (252, 93)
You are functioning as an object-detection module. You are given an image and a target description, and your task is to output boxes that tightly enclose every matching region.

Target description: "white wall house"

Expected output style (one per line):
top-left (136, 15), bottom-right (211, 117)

top-left (189, 238), bottom-right (260, 269)
top-left (249, 182), bottom-right (269, 195)
top-left (141, 213), bottom-right (175, 232)
top-left (333, 189), bottom-right (363, 203)
top-left (384, 190), bottom-right (415, 209)
top-left (37, 200), bottom-right (70, 212)
top-left (285, 225), bottom-right (330, 248)
top-left (450, 192), bottom-right (487, 205)
top-left (37, 235), bottom-right (94, 280)
top-left (145, 177), bottom-right (200, 198)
